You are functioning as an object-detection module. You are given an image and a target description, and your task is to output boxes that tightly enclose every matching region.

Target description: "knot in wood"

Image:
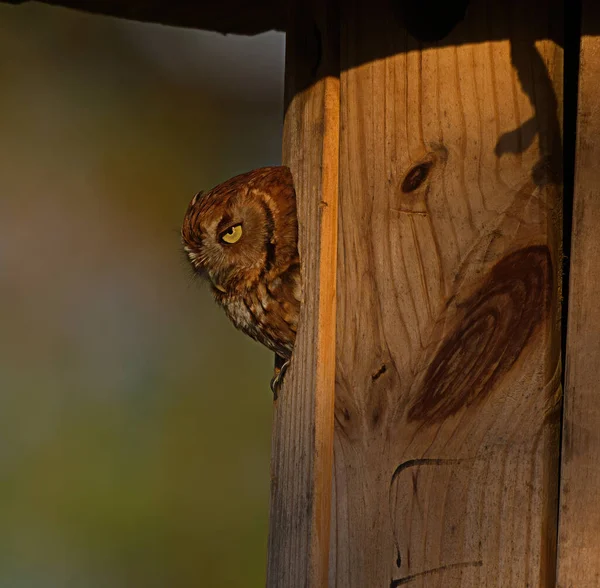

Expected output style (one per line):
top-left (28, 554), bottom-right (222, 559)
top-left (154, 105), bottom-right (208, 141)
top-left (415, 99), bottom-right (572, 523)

top-left (401, 161), bottom-right (433, 193)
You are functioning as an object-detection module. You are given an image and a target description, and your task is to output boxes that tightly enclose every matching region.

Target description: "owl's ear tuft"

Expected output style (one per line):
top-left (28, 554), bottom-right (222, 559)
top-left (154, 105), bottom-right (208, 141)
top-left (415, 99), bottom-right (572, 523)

top-left (191, 190), bottom-right (204, 206)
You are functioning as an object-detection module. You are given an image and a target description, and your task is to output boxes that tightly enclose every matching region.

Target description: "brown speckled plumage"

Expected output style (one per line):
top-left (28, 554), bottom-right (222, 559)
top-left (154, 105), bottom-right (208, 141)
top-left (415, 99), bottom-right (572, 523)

top-left (181, 167), bottom-right (300, 384)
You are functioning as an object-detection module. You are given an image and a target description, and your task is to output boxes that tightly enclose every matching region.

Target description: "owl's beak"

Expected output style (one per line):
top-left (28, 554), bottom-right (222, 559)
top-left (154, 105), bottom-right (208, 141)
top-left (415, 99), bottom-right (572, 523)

top-left (207, 271), bottom-right (227, 293)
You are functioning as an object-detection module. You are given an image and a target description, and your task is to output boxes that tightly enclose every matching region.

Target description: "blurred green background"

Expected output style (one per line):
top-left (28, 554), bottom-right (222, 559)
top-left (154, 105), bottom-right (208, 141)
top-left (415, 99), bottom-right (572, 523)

top-left (0, 4), bottom-right (284, 586)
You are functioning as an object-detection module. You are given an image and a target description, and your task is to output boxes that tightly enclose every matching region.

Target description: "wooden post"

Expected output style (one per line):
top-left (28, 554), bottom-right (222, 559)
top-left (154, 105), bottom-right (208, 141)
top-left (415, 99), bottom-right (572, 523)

top-left (267, 1), bottom-right (339, 586)
top-left (332, 1), bottom-right (562, 586)
top-left (271, 0), bottom-right (563, 586)
top-left (557, 1), bottom-right (600, 585)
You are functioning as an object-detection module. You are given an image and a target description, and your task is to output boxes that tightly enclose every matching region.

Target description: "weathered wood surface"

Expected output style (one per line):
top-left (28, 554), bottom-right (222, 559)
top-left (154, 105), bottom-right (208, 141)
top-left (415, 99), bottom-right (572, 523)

top-left (557, 2), bottom-right (600, 585)
top-left (331, 0), bottom-right (563, 586)
top-left (266, 1), bottom-right (339, 586)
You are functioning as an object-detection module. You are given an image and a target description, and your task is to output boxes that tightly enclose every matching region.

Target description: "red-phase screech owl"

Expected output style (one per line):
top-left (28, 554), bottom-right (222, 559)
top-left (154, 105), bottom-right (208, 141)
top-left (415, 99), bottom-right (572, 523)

top-left (181, 166), bottom-right (300, 394)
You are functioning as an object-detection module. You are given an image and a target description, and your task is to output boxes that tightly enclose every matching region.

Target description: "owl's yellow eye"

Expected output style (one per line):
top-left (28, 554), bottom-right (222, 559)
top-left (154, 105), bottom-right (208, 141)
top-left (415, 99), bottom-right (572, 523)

top-left (220, 224), bottom-right (243, 244)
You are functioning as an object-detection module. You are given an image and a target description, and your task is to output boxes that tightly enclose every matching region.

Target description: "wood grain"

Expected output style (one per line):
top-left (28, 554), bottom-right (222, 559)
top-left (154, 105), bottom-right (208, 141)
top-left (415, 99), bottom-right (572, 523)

top-left (331, 0), bottom-right (563, 586)
top-left (557, 2), bottom-right (600, 585)
top-left (266, 1), bottom-right (339, 586)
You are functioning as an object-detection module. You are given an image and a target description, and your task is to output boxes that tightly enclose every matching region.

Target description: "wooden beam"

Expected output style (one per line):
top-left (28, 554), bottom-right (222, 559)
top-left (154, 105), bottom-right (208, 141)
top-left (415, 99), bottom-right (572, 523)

top-left (266, 1), bottom-right (339, 586)
top-left (331, 0), bottom-right (562, 586)
top-left (557, 1), bottom-right (600, 584)
top-left (1, 0), bottom-right (568, 49)
top-left (2, 0), bottom-right (286, 35)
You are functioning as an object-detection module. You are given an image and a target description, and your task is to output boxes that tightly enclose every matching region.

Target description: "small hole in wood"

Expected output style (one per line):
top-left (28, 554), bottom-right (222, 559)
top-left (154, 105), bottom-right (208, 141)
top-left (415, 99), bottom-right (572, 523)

top-left (393, 0), bottom-right (470, 42)
top-left (401, 162), bottom-right (433, 193)
top-left (371, 363), bottom-right (387, 381)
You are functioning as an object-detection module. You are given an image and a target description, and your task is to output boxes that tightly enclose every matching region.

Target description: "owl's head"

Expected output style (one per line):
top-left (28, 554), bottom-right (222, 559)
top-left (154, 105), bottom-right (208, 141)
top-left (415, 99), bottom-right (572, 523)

top-left (181, 166), bottom-right (297, 294)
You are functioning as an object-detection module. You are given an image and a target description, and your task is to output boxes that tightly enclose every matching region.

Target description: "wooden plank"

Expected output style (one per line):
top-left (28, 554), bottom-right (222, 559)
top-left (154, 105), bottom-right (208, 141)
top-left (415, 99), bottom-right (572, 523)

top-left (557, 1), bottom-right (600, 585)
top-left (266, 1), bottom-right (339, 586)
top-left (331, 0), bottom-right (563, 586)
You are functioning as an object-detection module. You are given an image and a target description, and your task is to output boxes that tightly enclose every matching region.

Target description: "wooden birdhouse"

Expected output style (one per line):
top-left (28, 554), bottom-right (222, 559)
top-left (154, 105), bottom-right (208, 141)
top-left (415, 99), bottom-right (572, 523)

top-left (7, 0), bottom-right (599, 585)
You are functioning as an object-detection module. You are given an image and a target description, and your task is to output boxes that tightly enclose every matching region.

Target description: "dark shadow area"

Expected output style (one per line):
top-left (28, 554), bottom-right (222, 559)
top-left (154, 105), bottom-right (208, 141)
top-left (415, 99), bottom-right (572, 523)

top-left (561, 0), bottom-right (582, 372)
top-left (1, 0), bottom-right (569, 46)
top-left (392, 0), bottom-right (471, 42)
top-left (556, 0), bottom-right (582, 555)
top-left (495, 41), bottom-right (563, 187)
top-left (3, 0), bottom-right (287, 35)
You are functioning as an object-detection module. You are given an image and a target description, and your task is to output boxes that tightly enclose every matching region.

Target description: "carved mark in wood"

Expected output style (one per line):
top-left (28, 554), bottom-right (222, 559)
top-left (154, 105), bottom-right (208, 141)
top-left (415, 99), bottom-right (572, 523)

top-left (389, 458), bottom-right (483, 586)
top-left (391, 560), bottom-right (483, 587)
top-left (408, 245), bottom-right (553, 424)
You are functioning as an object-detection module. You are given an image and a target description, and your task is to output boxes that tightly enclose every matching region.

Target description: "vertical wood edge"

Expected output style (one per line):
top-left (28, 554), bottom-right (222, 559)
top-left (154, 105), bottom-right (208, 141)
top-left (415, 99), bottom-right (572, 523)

top-left (311, 74), bottom-right (340, 585)
top-left (266, 0), bottom-right (340, 585)
top-left (557, 1), bottom-right (600, 583)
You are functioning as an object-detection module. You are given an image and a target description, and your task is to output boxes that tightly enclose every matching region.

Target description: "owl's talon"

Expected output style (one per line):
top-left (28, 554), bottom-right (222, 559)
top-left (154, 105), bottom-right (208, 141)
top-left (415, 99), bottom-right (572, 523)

top-left (270, 360), bottom-right (290, 400)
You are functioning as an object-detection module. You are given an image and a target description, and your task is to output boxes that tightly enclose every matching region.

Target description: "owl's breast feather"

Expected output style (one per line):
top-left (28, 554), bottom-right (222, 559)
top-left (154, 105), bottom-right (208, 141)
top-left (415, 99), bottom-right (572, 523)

top-left (216, 277), bottom-right (298, 361)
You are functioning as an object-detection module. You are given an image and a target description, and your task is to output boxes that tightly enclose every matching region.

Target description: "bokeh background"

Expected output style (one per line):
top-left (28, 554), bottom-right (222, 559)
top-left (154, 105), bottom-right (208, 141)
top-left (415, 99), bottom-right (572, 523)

top-left (0, 4), bottom-right (284, 586)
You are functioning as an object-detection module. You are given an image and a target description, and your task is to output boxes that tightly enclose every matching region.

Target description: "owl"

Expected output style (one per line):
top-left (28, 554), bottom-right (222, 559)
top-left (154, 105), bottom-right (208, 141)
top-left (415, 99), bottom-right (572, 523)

top-left (181, 166), bottom-right (300, 396)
